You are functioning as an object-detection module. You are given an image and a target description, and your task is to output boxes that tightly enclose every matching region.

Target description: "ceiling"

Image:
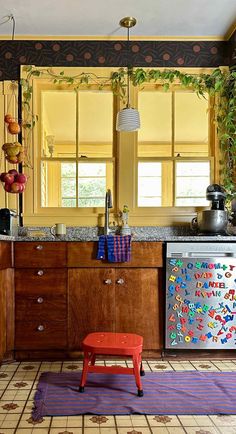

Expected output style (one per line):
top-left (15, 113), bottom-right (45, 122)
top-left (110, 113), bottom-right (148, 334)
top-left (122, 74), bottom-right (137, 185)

top-left (0, 0), bottom-right (235, 40)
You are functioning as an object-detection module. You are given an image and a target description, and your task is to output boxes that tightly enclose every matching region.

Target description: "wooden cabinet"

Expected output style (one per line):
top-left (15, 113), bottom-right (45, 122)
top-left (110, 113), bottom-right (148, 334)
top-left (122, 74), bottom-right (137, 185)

top-left (14, 243), bottom-right (67, 352)
top-left (0, 242), bottom-right (14, 362)
top-left (14, 240), bottom-right (163, 358)
top-left (68, 268), bottom-right (115, 349)
top-left (68, 266), bottom-right (161, 351)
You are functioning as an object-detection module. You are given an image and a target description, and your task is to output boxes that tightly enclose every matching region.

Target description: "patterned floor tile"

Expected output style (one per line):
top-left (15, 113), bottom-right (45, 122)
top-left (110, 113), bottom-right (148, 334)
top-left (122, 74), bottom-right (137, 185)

top-left (0, 413), bottom-right (21, 429)
top-left (152, 428), bottom-right (186, 433)
top-left (146, 415), bottom-right (181, 427)
top-left (17, 413), bottom-right (51, 429)
top-left (84, 415), bottom-right (116, 427)
top-left (190, 362), bottom-right (218, 371)
top-left (0, 429), bottom-right (15, 434)
top-left (50, 429), bottom-right (83, 434)
top-left (209, 415), bottom-right (236, 426)
top-left (148, 362), bottom-right (173, 371)
top-left (184, 427), bottom-right (220, 434)
top-left (0, 400), bottom-right (25, 414)
top-left (0, 359), bottom-right (236, 434)
top-left (217, 428), bottom-right (236, 434)
top-left (178, 416), bottom-right (215, 427)
top-left (117, 428), bottom-right (152, 434)
top-left (115, 415), bottom-right (148, 427)
top-left (16, 429), bottom-right (50, 434)
top-left (1, 389), bottom-right (30, 400)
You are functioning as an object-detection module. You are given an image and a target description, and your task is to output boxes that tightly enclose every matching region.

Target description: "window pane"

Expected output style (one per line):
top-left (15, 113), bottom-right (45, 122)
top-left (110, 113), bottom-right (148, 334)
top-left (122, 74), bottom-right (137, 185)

top-left (138, 91), bottom-right (172, 157)
top-left (175, 92), bottom-right (209, 157)
top-left (175, 161), bottom-right (210, 206)
top-left (78, 163), bottom-right (106, 177)
top-left (78, 178), bottom-right (106, 198)
top-left (61, 178), bottom-right (76, 197)
top-left (138, 162), bottom-right (162, 207)
top-left (176, 161), bottom-right (210, 176)
top-left (62, 198), bottom-right (76, 207)
top-left (79, 91), bottom-right (113, 157)
top-left (78, 162), bottom-right (113, 208)
top-left (61, 163), bottom-right (76, 177)
top-left (41, 90), bottom-right (76, 158)
top-left (78, 198), bottom-right (104, 207)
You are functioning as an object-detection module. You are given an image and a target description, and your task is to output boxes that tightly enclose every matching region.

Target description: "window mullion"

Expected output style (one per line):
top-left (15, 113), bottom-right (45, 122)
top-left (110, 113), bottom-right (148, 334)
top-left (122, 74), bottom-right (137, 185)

top-left (76, 91), bottom-right (79, 208)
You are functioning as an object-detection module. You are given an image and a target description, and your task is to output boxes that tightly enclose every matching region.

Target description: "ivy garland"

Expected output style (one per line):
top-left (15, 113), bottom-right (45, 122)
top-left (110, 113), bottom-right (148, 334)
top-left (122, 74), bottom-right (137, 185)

top-left (21, 65), bottom-right (236, 205)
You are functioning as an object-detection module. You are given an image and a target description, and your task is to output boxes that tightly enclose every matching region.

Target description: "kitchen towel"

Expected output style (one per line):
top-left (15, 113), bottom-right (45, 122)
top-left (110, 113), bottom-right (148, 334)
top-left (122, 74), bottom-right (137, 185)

top-left (97, 235), bottom-right (131, 262)
top-left (33, 371), bottom-right (236, 419)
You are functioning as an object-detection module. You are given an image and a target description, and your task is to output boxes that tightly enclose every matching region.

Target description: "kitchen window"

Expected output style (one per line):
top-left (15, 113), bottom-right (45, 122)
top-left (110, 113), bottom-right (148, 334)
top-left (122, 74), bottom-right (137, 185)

top-left (36, 81), bottom-right (115, 212)
top-left (20, 66), bottom-right (216, 226)
top-left (137, 87), bottom-right (212, 208)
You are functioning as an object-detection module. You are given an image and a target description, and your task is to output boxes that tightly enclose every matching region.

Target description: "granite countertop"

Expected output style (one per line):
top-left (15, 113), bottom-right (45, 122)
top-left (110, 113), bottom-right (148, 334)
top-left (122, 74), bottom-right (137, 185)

top-left (0, 226), bottom-right (235, 242)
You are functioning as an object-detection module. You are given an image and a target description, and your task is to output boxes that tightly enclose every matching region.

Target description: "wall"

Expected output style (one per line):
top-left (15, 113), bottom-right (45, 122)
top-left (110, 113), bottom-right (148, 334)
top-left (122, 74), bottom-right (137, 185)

top-left (0, 39), bottom-right (231, 81)
top-left (228, 29), bottom-right (236, 66)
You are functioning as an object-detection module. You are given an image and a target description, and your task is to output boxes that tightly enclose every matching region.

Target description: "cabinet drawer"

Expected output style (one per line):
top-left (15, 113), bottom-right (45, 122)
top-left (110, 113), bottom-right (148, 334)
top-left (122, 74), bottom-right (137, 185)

top-left (68, 241), bottom-right (163, 267)
top-left (14, 242), bottom-right (67, 268)
top-left (15, 298), bottom-right (67, 321)
top-left (15, 321), bottom-right (67, 349)
top-left (15, 268), bottom-right (67, 296)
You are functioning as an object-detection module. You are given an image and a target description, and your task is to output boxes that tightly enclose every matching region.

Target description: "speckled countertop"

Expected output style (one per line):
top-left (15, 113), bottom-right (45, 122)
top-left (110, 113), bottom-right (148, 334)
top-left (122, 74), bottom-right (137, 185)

top-left (0, 226), bottom-right (235, 242)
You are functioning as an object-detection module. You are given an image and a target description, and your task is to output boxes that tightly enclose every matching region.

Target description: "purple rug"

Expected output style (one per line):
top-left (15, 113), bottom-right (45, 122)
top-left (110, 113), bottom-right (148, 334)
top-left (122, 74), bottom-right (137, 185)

top-left (33, 371), bottom-right (236, 419)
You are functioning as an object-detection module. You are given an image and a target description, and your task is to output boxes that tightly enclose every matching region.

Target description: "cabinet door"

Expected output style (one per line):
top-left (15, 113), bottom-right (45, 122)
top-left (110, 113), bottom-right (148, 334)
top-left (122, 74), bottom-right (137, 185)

top-left (115, 268), bottom-right (161, 350)
top-left (68, 268), bottom-right (115, 349)
top-left (0, 270), bottom-right (6, 361)
top-left (0, 269), bottom-right (14, 361)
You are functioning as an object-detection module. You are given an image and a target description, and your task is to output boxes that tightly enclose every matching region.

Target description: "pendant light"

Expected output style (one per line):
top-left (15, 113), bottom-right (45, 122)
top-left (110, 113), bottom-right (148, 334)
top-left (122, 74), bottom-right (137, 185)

top-left (116, 17), bottom-right (140, 132)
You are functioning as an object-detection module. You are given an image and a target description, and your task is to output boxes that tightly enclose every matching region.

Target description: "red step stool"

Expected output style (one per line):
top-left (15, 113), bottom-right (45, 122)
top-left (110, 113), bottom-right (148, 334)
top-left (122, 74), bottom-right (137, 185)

top-left (79, 332), bottom-right (144, 396)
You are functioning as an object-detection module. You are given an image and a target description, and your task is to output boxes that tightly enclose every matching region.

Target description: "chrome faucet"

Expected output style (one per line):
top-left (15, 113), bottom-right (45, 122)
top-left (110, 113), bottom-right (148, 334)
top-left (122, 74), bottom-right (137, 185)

top-left (104, 189), bottom-right (112, 235)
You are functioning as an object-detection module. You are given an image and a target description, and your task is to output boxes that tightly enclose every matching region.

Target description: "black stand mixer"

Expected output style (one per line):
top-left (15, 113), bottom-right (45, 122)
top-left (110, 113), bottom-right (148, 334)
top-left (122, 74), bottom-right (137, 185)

top-left (191, 184), bottom-right (229, 235)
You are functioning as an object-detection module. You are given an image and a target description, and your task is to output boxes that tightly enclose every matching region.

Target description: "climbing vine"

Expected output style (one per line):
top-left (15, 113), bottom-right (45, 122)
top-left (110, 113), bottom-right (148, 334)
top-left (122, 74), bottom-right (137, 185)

top-left (21, 65), bottom-right (236, 204)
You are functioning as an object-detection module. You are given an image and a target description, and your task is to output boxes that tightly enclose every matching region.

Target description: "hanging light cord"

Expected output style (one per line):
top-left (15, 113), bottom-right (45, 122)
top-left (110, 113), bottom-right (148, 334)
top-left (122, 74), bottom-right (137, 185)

top-left (127, 25), bottom-right (130, 108)
top-left (10, 14), bottom-right (16, 40)
top-left (0, 14), bottom-right (15, 40)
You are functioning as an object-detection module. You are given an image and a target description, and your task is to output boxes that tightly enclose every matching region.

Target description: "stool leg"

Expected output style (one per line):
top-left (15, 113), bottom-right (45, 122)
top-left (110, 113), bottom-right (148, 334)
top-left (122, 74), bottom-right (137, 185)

top-left (132, 354), bottom-right (143, 397)
top-left (79, 351), bottom-right (91, 392)
top-left (139, 355), bottom-right (145, 376)
top-left (91, 354), bottom-right (96, 366)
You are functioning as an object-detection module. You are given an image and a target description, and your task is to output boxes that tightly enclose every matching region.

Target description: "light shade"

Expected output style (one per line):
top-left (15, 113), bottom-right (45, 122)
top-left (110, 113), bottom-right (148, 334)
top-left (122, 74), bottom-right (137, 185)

top-left (116, 107), bottom-right (140, 132)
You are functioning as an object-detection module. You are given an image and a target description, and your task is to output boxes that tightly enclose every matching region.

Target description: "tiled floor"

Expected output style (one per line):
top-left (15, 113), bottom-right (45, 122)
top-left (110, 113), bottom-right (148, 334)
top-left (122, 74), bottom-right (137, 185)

top-left (1, 359), bottom-right (236, 434)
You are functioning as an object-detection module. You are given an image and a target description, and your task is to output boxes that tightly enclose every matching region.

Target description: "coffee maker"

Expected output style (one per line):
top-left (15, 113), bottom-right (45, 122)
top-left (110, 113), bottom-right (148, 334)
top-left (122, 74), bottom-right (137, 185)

top-left (191, 184), bottom-right (229, 235)
top-left (0, 208), bottom-right (18, 236)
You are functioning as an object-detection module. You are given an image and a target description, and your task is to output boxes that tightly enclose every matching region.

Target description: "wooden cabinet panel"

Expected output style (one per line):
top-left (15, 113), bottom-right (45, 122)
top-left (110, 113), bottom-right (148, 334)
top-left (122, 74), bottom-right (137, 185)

top-left (115, 268), bottom-right (160, 350)
top-left (68, 241), bottom-right (163, 268)
top-left (0, 270), bottom-right (6, 361)
top-left (15, 298), bottom-right (67, 321)
top-left (0, 268), bottom-right (14, 362)
top-left (0, 242), bottom-right (12, 269)
top-left (68, 268), bottom-right (116, 349)
top-left (15, 268), bottom-right (67, 296)
top-left (14, 242), bottom-right (67, 268)
top-left (68, 267), bottom-right (161, 351)
top-left (15, 321), bottom-right (67, 349)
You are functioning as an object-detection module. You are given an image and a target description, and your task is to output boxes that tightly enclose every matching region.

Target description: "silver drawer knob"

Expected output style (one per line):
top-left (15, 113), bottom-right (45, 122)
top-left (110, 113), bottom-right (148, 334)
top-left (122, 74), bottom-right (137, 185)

top-left (37, 297), bottom-right (44, 304)
top-left (104, 279), bottom-right (112, 285)
top-left (36, 245), bottom-right (43, 250)
top-left (116, 278), bottom-right (124, 285)
top-left (37, 325), bottom-right (44, 332)
top-left (37, 270), bottom-right (44, 276)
